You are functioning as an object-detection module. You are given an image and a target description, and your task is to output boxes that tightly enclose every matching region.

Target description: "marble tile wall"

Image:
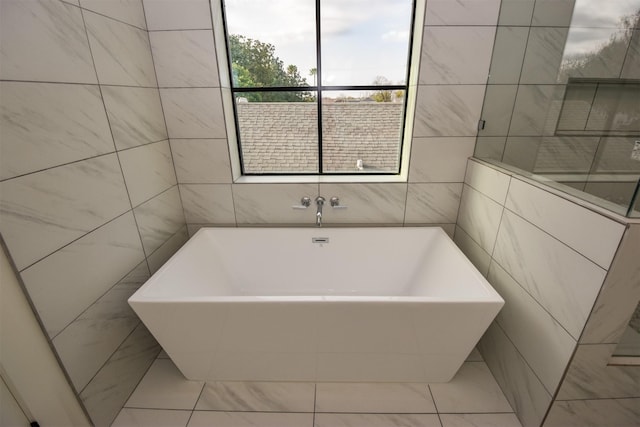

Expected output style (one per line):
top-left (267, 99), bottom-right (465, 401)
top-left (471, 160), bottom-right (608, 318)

top-left (146, 0), bottom-right (498, 233)
top-left (0, 1), bottom-right (187, 425)
top-left (456, 158), bottom-right (631, 427)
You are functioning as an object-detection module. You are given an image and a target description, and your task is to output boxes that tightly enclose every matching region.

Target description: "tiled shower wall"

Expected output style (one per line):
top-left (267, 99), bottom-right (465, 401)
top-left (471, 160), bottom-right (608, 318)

top-left (0, 0), bottom-right (187, 425)
top-left (456, 158), bottom-right (640, 427)
top-left (145, 0), bottom-right (501, 232)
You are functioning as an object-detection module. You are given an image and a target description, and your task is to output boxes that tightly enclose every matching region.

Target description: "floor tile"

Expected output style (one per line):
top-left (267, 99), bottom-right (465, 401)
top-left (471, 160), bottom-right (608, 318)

top-left (195, 382), bottom-right (315, 412)
top-left (125, 359), bottom-right (204, 410)
top-left (429, 362), bottom-right (513, 413)
top-left (111, 408), bottom-right (191, 427)
top-left (188, 411), bottom-right (313, 427)
top-left (440, 413), bottom-right (522, 427)
top-left (315, 383), bottom-right (436, 413)
top-left (314, 413), bottom-right (441, 427)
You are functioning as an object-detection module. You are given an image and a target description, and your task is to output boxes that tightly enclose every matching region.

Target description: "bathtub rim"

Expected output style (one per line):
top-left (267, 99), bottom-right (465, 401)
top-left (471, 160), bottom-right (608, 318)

top-left (129, 226), bottom-right (504, 306)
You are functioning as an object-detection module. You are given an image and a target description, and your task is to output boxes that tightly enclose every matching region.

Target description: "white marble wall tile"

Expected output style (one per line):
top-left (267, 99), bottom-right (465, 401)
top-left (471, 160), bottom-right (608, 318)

top-left (0, 0), bottom-right (96, 83)
top-left (509, 85), bottom-right (565, 136)
top-left (315, 383), bottom-right (436, 413)
top-left (118, 140), bottom-right (177, 207)
top-left (544, 398), bottom-right (640, 427)
top-left (498, 0), bottom-right (536, 26)
top-left (557, 344), bottom-right (640, 400)
top-left (488, 27), bottom-right (529, 84)
top-left (478, 323), bottom-right (552, 427)
top-left (150, 30), bottom-right (219, 87)
top-left (533, 136), bottom-right (600, 173)
top-left (80, 323), bottom-right (160, 427)
top-left (479, 85), bottom-right (519, 136)
top-left (424, 0), bottom-right (501, 25)
top-left (171, 139), bottom-right (232, 183)
top-left (126, 359), bottom-right (204, 409)
top-left (520, 28), bottom-right (570, 84)
top-left (430, 362), bottom-right (513, 413)
top-left (464, 160), bottom-right (511, 205)
top-left (191, 412), bottom-right (313, 427)
top-left (456, 185), bottom-right (504, 253)
top-left (409, 137), bottom-right (475, 183)
top-left (440, 413), bottom-right (522, 427)
top-left (196, 382), bottom-right (315, 412)
top-left (84, 11), bottom-right (157, 87)
top-left (621, 29), bottom-right (640, 79)
top-left (453, 226), bottom-right (492, 277)
top-left (52, 263), bottom-right (148, 391)
top-left (1, 379), bottom-right (30, 427)
top-left (581, 226), bottom-right (640, 344)
top-left (160, 88), bottom-right (227, 138)
top-left (134, 186), bottom-right (186, 255)
top-left (419, 27), bottom-right (496, 84)
top-left (413, 85), bottom-right (486, 137)
top-left (505, 178), bottom-right (625, 269)
top-left (0, 154), bottom-right (130, 270)
top-left (147, 226), bottom-right (189, 273)
top-left (20, 212), bottom-right (145, 337)
top-left (502, 137), bottom-right (541, 172)
top-left (493, 211), bottom-right (607, 339)
top-left (489, 262), bottom-right (576, 394)
top-left (101, 86), bottom-right (167, 150)
top-left (474, 137), bottom-right (507, 161)
top-left (531, 0), bottom-right (576, 27)
top-left (0, 82), bottom-right (114, 180)
top-left (232, 183), bottom-right (318, 224)
top-left (180, 184), bottom-right (235, 224)
top-left (80, 0), bottom-right (147, 29)
top-left (143, 0), bottom-right (212, 30)
top-left (404, 183), bottom-right (462, 224)
top-left (320, 183), bottom-right (407, 224)
top-left (315, 414), bottom-right (441, 427)
top-left (112, 409), bottom-right (191, 427)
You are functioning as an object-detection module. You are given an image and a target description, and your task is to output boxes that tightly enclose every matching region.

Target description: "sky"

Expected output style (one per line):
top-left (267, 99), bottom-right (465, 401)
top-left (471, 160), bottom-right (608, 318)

top-left (563, 0), bottom-right (639, 57)
top-left (223, 0), bottom-right (413, 88)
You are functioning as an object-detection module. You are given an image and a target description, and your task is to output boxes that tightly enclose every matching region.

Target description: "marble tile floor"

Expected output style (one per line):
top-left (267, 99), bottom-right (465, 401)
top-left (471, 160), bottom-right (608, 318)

top-left (111, 349), bottom-right (522, 427)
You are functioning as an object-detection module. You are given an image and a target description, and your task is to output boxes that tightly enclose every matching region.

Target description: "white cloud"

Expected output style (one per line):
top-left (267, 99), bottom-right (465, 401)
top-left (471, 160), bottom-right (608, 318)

top-left (381, 30), bottom-right (409, 42)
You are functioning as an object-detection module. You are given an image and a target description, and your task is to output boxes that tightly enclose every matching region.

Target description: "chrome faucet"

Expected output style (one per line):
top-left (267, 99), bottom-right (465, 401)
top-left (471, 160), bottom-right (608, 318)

top-left (315, 196), bottom-right (325, 227)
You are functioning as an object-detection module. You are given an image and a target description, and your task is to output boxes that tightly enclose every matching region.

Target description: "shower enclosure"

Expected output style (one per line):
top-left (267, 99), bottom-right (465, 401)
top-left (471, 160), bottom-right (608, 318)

top-left (475, 0), bottom-right (640, 218)
top-left (474, 0), bottom-right (640, 359)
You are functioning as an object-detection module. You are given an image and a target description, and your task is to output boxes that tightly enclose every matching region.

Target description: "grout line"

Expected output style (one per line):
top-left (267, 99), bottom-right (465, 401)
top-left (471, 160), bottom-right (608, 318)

top-left (0, 151), bottom-right (117, 183)
top-left (0, 79), bottom-right (158, 89)
top-left (312, 383), bottom-right (317, 426)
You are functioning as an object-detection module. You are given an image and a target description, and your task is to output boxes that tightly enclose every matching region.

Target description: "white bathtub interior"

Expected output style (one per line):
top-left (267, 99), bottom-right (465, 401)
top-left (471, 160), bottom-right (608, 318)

top-left (129, 227), bottom-right (504, 383)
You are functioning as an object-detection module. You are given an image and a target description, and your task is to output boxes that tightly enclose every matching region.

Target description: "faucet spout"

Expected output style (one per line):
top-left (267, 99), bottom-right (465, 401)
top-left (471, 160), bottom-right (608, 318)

top-left (315, 196), bottom-right (325, 227)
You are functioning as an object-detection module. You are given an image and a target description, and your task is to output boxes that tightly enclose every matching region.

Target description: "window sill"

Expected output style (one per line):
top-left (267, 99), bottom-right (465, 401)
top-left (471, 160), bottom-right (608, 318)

top-left (233, 173), bottom-right (408, 184)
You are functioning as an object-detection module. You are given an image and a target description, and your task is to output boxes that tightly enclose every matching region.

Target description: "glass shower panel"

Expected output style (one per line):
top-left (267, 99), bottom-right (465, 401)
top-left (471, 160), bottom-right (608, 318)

top-left (475, 0), bottom-right (640, 217)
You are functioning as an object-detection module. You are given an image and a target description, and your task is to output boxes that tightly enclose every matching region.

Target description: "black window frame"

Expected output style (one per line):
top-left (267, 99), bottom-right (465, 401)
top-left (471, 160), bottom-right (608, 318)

top-left (220, 0), bottom-right (418, 176)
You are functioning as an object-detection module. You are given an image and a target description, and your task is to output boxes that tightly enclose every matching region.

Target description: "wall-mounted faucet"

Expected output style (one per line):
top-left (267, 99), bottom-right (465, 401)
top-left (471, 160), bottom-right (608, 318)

top-left (315, 196), bottom-right (325, 227)
top-left (292, 196), bottom-right (346, 227)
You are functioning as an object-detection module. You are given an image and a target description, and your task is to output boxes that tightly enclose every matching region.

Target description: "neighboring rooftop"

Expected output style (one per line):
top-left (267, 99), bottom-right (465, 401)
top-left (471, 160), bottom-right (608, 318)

top-left (236, 102), bottom-right (403, 173)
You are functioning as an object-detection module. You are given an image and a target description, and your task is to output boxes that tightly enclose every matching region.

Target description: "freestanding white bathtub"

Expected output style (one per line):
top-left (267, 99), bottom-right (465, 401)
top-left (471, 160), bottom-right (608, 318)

top-left (129, 227), bottom-right (503, 383)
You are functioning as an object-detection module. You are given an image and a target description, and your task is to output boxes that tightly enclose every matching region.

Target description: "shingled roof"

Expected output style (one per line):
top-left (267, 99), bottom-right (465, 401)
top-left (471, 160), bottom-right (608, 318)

top-left (237, 102), bottom-right (403, 173)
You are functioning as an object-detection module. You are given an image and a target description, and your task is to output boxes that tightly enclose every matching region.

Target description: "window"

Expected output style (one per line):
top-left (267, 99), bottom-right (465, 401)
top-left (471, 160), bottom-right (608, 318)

top-left (221, 0), bottom-right (416, 175)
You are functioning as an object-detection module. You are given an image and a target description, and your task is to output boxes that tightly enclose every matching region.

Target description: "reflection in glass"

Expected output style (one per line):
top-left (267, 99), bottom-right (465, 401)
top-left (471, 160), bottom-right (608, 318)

top-left (476, 0), bottom-right (640, 217)
top-left (321, 90), bottom-right (404, 173)
top-left (320, 0), bottom-right (413, 86)
top-left (224, 0), bottom-right (316, 88)
top-left (236, 92), bottom-right (319, 173)
top-left (613, 302), bottom-right (640, 357)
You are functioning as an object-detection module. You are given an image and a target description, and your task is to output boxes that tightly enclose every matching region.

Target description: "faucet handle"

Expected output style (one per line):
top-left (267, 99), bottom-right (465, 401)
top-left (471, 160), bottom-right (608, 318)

top-left (330, 197), bottom-right (348, 209)
top-left (292, 196), bottom-right (312, 210)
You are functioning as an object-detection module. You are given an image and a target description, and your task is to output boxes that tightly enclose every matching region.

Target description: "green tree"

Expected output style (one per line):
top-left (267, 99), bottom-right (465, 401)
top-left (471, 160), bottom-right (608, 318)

top-left (229, 34), bottom-right (311, 102)
top-left (371, 76), bottom-right (392, 102)
top-left (309, 67), bottom-right (317, 86)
